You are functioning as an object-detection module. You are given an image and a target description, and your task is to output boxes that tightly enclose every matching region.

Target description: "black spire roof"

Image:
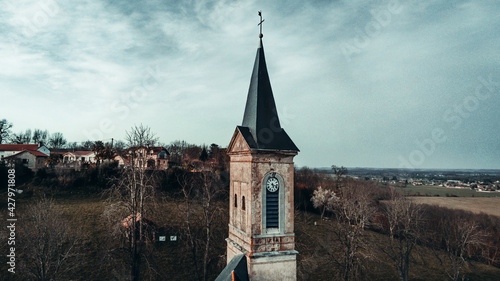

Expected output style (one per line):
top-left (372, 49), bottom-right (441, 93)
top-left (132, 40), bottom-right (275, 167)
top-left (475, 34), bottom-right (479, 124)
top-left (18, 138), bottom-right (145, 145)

top-left (239, 39), bottom-right (299, 152)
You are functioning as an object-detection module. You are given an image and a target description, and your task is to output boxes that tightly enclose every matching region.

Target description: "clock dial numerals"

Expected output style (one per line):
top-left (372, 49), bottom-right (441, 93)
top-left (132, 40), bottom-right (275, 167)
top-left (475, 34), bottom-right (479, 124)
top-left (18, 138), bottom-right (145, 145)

top-left (266, 177), bottom-right (279, 192)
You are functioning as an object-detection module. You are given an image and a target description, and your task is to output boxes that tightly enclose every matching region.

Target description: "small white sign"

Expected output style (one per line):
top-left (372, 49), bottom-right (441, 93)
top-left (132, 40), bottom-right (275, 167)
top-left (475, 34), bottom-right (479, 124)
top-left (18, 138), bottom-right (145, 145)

top-left (170, 235), bottom-right (177, 241)
top-left (159, 236), bottom-right (166, 242)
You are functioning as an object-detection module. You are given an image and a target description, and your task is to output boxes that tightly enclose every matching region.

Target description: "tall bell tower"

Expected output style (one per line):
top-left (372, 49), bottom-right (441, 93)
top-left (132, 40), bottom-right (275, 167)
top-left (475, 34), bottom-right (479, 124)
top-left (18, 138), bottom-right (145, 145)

top-left (226, 12), bottom-right (299, 281)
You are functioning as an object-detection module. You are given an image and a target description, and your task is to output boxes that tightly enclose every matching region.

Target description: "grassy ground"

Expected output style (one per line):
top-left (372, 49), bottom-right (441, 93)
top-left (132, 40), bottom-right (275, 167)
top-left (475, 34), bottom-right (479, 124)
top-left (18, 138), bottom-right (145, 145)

top-left (1, 192), bottom-right (500, 280)
top-left (398, 185), bottom-right (500, 197)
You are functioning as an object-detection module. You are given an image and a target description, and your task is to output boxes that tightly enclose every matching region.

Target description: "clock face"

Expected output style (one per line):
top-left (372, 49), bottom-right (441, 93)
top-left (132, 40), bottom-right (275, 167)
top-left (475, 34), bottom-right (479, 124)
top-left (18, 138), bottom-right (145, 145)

top-left (266, 177), bottom-right (279, 192)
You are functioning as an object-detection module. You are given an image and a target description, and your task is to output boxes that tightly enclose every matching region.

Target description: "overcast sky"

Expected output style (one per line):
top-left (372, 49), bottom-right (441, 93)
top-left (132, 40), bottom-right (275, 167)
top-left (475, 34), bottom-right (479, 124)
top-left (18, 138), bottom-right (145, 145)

top-left (1, 0), bottom-right (499, 169)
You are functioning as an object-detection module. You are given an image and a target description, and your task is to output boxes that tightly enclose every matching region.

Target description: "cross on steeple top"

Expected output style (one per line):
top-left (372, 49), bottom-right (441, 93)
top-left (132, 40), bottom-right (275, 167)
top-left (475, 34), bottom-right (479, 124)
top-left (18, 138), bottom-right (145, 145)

top-left (240, 16), bottom-right (299, 152)
top-left (258, 11), bottom-right (264, 38)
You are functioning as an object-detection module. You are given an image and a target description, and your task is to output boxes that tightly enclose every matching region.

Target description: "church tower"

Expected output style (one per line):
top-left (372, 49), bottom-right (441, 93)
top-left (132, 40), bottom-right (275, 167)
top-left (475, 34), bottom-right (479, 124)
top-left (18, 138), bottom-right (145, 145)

top-left (226, 12), bottom-right (299, 281)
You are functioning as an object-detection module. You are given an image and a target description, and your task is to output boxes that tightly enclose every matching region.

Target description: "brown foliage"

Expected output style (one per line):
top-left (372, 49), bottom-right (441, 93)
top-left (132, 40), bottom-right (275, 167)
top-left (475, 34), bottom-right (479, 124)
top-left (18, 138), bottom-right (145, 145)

top-left (18, 197), bottom-right (82, 280)
top-left (380, 189), bottom-right (423, 281)
top-left (310, 177), bottom-right (378, 281)
top-left (421, 204), bottom-right (500, 269)
top-left (177, 170), bottom-right (227, 281)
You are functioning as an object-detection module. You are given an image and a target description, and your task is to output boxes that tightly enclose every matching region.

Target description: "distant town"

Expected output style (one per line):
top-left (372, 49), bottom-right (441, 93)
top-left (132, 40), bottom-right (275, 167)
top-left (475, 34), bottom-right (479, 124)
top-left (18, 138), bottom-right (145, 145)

top-left (317, 167), bottom-right (500, 193)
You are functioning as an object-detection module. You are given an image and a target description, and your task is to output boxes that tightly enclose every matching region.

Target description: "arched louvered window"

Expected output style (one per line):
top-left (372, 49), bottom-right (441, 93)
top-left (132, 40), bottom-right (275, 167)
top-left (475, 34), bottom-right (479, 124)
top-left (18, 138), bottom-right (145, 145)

top-left (234, 194), bottom-right (238, 208)
top-left (266, 183), bottom-right (279, 228)
top-left (263, 173), bottom-right (284, 232)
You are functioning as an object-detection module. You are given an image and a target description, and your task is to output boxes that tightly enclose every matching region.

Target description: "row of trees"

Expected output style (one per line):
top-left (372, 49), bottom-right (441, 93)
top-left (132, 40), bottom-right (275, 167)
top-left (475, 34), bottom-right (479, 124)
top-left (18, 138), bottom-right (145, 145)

top-left (0, 119), bottom-right (68, 148)
top-left (300, 166), bottom-right (499, 281)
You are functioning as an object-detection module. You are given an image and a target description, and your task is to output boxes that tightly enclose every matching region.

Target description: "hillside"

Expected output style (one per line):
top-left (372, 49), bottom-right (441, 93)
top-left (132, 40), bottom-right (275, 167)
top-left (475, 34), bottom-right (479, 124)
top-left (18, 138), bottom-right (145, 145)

top-left (2, 193), bottom-right (500, 280)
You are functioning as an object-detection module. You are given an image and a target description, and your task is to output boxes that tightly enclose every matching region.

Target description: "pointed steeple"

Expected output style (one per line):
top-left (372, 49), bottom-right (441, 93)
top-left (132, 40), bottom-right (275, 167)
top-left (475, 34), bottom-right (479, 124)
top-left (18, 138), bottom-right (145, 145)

top-left (238, 38), bottom-right (299, 152)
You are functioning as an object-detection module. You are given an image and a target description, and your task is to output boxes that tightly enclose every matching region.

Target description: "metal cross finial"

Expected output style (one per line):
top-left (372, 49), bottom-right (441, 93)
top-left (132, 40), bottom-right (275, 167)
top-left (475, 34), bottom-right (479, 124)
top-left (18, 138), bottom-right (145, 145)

top-left (258, 11), bottom-right (264, 38)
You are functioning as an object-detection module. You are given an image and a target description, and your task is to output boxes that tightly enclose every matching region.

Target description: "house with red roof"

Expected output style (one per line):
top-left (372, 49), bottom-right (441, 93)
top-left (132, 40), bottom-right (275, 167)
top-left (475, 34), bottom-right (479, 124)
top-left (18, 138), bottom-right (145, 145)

top-left (0, 143), bottom-right (50, 170)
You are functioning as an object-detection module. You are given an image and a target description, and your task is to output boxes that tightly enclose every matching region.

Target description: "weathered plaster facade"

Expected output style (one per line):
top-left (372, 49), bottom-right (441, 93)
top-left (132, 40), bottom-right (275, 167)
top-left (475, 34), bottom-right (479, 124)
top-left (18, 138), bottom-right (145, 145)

top-left (226, 129), bottom-right (298, 280)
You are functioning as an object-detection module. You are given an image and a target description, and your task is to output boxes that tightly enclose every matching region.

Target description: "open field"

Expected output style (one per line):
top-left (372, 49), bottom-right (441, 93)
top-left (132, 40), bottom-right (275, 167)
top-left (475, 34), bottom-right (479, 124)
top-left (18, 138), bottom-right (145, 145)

top-left (409, 197), bottom-right (500, 217)
top-left (398, 185), bottom-right (500, 197)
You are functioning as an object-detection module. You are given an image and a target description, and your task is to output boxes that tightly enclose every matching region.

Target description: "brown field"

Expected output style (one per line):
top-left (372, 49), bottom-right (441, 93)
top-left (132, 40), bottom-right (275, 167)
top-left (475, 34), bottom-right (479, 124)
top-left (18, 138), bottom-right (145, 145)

top-left (410, 197), bottom-right (500, 217)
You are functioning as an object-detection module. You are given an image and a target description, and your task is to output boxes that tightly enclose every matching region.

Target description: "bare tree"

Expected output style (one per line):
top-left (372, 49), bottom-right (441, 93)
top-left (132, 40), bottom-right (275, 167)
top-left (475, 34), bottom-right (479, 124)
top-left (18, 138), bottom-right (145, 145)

top-left (481, 221), bottom-right (500, 267)
top-left (81, 140), bottom-right (94, 150)
top-left (167, 140), bottom-right (208, 167)
top-left (332, 165), bottom-right (348, 190)
top-left (438, 213), bottom-right (484, 281)
top-left (177, 169), bottom-right (226, 281)
top-left (18, 197), bottom-right (81, 281)
top-left (113, 140), bottom-right (126, 153)
top-left (176, 170), bottom-right (201, 280)
top-left (168, 140), bottom-right (189, 163)
top-left (67, 142), bottom-right (79, 150)
top-left (9, 129), bottom-right (32, 144)
top-left (9, 133), bottom-right (24, 144)
top-left (126, 124), bottom-right (158, 147)
top-left (13, 129), bottom-right (32, 143)
top-left (103, 125), bottom-right (159, 281)
top-left (0, 118), bottom-right (13, 144)
top-left (381, 188), bottom-right (423, 281)
top-left (312, 179), bottom-right (376, 281)
top-left (33, 129), bottom-right (49, 144)
top-left (333, 179), bottom-right (376, 281)
top-left (48, 132), bottom-right (67, 149)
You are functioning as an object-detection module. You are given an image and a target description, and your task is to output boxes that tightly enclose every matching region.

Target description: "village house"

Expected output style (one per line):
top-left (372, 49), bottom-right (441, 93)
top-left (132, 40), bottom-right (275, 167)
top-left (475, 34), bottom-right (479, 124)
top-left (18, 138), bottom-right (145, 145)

top-left (113, 154), bottom-right (127, 167)
top-left (0, 143), bottom-right (50, 171)
top-left (1, 150), bottom-right (49, 171)
top-left (59, 150), bottom-right (97, 170)
top-left (63, 151), bottom-right (96, 164)
top-left (125, 146), bottom-right (170, 169)
top-left (49, 148), bottom-right (71, 162)
top-left (0, 143), bottom-right (50, 159)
